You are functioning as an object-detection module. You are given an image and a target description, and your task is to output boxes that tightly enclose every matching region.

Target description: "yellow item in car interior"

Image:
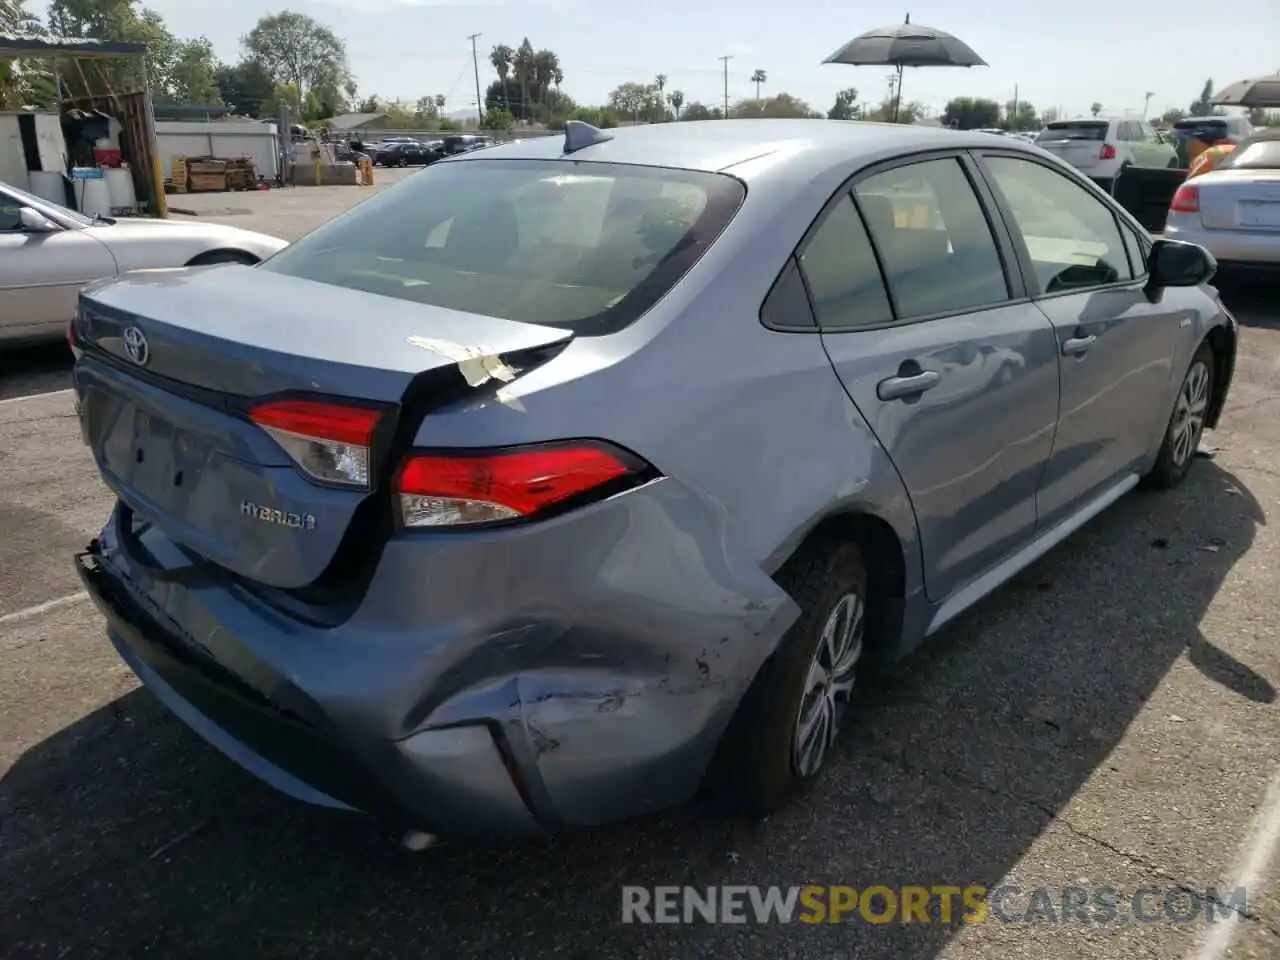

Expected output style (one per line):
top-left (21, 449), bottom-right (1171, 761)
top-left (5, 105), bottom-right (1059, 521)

top-left (1187, 143), bottom-right (1235, 179)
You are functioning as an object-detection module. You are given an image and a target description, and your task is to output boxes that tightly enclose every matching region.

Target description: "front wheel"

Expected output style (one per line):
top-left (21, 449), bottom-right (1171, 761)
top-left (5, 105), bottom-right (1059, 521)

top-left (1145, 342), bottom-right (1215, 489)
top-left (703, 538), bottom-right (868, 818)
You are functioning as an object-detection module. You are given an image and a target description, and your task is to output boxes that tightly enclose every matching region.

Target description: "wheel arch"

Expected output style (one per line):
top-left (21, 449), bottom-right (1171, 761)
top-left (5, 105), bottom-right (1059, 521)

top-left (184, 248), bottom-right (260, 267)
top-left (769, 508), bottom-right (911, 664)
top-left (1203, 322), bottom-right (1236, 430)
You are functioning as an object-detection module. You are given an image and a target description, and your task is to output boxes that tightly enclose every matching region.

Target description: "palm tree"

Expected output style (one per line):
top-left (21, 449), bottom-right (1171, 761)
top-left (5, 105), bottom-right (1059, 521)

top-left (654, 73), bottom-right (668, 120)
top-left (513, 39), bottom-right (535, 123)
top-left (489, 43), bottom-right (513, 113)
top-left (434, 94), bottom-right (446, 114)
top-left (533, 49), bottom-right (560, 121)
top-left (668, 89), bottom-right (684, 121)
top-left (751, 69), bottom-right (767, 101)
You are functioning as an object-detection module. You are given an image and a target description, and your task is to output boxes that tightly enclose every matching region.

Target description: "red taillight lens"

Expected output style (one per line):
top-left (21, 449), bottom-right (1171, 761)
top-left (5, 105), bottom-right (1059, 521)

top-left (1170, 184), bottom-right (1200, 213)
top-left (1099, 143), bottom-right (1117, 160)
top-left (250, 399), bottom-right (384, 489)
top-left (394, 441), bottom-right (645, 528)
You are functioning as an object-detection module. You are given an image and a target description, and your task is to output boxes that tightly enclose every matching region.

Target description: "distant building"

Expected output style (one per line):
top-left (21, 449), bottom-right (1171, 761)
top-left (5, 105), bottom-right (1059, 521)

top-left (326, 112), bottom-right (391, 132)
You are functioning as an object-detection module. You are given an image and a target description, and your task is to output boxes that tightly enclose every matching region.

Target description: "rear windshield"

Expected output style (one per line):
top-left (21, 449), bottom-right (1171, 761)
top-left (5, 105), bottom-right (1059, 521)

top-left (1220, 139), bottom-right (1280, 170)
top-left (1037, 122), bottom-right (1107, 142)
top-left (259, 157), bottom-right (746, 335)
top-left (1172, 119), bottom-right (1229, 139)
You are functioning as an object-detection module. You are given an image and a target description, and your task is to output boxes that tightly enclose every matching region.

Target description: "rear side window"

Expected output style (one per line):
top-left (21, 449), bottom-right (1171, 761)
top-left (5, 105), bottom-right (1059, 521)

top-left (853, 158), bottom-right (1010, 318)
top-left (259, 158), bottom-right (745, 336)
top-left (1221, 139), bottom-right (1280, 170)
top-left (1037, 122), bottom-right (1108, 143)
top-left (797, 194), bottom-right (893, 329)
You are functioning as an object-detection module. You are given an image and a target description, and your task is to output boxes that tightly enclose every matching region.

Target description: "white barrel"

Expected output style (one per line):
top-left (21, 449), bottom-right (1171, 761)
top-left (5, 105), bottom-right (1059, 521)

top-left (104, 167), bottom-right (137, 212)
top-left (27, 170), bottom-right (66, 205)
top-left (76, 177), bottom-right (112, 219)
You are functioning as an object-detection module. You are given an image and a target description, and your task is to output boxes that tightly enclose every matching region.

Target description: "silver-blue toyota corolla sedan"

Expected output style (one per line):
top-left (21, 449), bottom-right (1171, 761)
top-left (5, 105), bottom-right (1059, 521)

top-left (71, 119), bottom-right (1237, 840)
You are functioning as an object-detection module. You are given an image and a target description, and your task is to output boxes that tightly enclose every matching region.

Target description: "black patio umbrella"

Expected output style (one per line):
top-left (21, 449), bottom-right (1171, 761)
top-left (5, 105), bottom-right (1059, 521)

top-left (823, 14), bottom-right (987, 122)
top-left (1212, 74), bottom-right (1280, 109)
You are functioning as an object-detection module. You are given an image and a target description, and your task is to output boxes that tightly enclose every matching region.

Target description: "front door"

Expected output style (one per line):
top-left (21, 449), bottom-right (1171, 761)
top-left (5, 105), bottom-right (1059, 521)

top-left (803, 154), bottom-right (1061, 603)
top-left (975, 152), bottom-right (1183, 529)
top-left (0, 194), bottom-right (117, 340)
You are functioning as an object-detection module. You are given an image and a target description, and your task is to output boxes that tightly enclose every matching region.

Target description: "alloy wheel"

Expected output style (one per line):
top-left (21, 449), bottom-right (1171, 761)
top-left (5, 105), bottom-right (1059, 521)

top-left (792, 591), bottom-right (864, 777)
top-left (1170, 360), bottom-right (1210, 467)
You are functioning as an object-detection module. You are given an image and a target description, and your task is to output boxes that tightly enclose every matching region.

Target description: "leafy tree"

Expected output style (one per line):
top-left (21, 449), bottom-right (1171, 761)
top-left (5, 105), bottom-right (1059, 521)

top-left (0, 0), bottom-right (57, 107)
top-left (242, 11), bottom-right (347, 104)
top-left (732, 92), bottom-right (819, 119)
top-left (667, 89), bottom-right (684, 119)
top-left (480, 107), bottom-right (514, 131)
top-left (214, 59), bottom-right (275, 117)
top-left (750, 68), bottom-right (766, 100)
top-left (680, 101), bottom-right (721, 121)
top-left (1189, 79), bottom-right (1214, 116)
top-left (866, 98), bottom-right (924, 123)
top-left (1040, 106), bottom-right (1059, 124)
top-left (1159, 107), bottom-right (1187, 126)
top-left (1090, 101), bottom-right (1103, 117)
top-left (167, 37), bottom-right (220, 105)
top-left (48, 0), bottom-right (176, 96)
top-left (827, 87), bottom-right (860, 120)
top-left (1003, 100), bottom-right (1039, 132)
top-left (608, 80), bottom-right (666, 122)
top-left (942, 96), bottom-right (1000, 130)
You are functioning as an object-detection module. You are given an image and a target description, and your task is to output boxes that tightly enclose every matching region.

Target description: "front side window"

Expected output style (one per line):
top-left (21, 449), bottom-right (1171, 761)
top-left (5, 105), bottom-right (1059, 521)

top-left (259, 158), bottom-right (745, 335)
top-left (981, 156), bottom-right (1134, 294)
top-left (853, 157), bottom-right (1009, 318)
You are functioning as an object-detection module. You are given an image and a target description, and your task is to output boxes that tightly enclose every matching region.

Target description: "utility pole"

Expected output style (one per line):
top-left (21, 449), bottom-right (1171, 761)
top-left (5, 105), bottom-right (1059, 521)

top-left (719, 55), bottom-right (733, 117)
top-left (1011, 82), bottom-right (1019, 130)
top-left (468, 32), bottom-right (484, 128)
top-left (1142, 91), bottom-right (1154, 119)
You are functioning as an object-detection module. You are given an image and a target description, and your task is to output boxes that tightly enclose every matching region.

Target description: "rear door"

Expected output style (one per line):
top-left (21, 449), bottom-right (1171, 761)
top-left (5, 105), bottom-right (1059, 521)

top-left (806, 152), bottom-right (1061, 603)
top-left (1036, 120), bottom-right (1110, 172)
top-left (974, 150), bottom-right (1182, 527)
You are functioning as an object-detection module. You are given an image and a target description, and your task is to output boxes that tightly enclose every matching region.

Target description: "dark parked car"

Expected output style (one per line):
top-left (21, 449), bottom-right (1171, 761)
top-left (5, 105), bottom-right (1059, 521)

top-left (442, 134), bottom-right (491, 155)
top-left (377, 141), bottom-right (443, 167)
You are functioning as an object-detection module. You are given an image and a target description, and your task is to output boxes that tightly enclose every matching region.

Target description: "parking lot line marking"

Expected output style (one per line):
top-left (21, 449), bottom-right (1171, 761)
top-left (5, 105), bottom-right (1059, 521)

top-left (0, 388), bottom-right (74, 405)
top-left (1190, 772), bottom-right (1280, 960)
top-left (0, 591), bottom-right (89, 627)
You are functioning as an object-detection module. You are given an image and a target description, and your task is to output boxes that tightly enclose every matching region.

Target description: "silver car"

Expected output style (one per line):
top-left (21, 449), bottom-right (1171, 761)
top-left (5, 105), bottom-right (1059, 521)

top-left (0, 180), bottom-right (287, 345)
top-left (73, 120), bottom-right (1237, 841)
top-left (1165, 129), bottom-right (1280, 275)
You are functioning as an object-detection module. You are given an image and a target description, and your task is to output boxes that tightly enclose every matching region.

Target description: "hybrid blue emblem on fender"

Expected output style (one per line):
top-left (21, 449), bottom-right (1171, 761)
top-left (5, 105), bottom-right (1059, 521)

top-left (241, 501), bottom-right (317, 530)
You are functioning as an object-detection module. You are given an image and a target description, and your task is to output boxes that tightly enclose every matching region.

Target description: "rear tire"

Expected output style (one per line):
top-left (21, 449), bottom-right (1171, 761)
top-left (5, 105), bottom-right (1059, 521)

top-left (1144, 342), bottom-right (1215, 489)
top-left (703, 537), bottom-right (868, 818)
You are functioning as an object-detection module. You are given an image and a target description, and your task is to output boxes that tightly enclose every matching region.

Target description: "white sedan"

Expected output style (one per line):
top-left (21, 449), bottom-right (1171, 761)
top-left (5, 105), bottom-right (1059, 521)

top-left (1, 179), bottom-right (288, 345)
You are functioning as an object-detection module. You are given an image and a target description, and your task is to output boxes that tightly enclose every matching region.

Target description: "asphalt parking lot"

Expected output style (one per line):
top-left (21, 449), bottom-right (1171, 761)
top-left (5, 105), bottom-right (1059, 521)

top-left (2, 181), bottom-right (1279, 959)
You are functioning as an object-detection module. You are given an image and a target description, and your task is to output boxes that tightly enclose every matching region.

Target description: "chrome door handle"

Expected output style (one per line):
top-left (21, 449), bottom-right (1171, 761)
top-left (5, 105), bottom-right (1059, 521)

top-left (877, 370), bottom-right (940, 401)
top-left (1062, 335), bottom-right (1097, 356)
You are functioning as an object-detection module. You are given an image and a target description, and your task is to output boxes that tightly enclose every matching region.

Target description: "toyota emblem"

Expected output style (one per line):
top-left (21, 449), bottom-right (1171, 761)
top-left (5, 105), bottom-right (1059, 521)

top-left (122, 326), bottom-right (149, 366)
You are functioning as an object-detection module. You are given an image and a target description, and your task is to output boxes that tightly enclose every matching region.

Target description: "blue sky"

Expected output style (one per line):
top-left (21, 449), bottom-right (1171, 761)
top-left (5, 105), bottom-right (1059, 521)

top-left (49, 0), bottom-right (1280, 118)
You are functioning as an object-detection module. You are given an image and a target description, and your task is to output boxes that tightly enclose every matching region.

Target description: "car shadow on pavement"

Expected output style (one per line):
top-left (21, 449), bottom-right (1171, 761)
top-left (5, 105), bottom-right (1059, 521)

top-left (0, 462), bottom-right (1267, 959)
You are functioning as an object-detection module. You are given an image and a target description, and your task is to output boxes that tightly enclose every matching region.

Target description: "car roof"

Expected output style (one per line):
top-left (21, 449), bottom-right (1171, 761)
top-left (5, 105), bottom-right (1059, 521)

top-left (437, 119), bottom-right (1032, 179)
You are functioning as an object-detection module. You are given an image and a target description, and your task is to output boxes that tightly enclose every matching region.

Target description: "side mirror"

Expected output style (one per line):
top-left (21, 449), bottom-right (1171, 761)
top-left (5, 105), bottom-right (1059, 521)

top-left (1145, 238), bottom-right (1216, 302)
top-left (19, 206), bottom-right (59, 232)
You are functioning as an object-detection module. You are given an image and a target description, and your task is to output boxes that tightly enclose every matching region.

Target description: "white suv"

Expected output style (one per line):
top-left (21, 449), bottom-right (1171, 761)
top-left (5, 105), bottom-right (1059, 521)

top-left (1035, 117), bottom-right (1179, 190)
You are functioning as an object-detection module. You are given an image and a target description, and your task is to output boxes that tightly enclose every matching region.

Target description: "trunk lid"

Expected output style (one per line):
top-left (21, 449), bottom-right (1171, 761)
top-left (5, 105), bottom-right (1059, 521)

top-left (1036, 122), bottom-right (1109, 170)
top-left (1195, 169), bottom-right (1280, 231)
top-left (73, 265), bottom-right (573, 590)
